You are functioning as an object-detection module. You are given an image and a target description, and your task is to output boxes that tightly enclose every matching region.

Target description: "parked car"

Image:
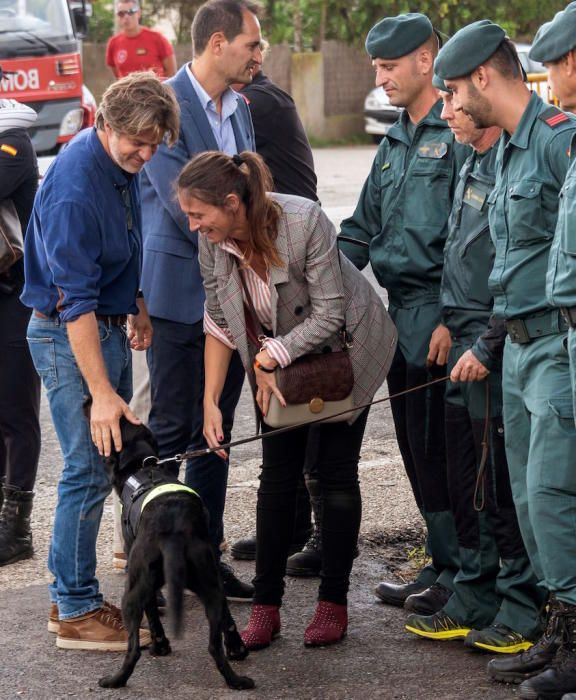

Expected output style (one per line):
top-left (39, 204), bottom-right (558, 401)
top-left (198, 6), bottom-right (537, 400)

top-left (363, 87), bottom-right (402, 142)
top-left (363, 43), bottom-right (549, 143)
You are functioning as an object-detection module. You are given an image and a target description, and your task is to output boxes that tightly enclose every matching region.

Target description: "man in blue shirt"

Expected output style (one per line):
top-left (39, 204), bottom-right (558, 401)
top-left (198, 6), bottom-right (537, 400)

top-left (21, 72), bottom-right (179, 651)
top-left (139, 0), bottom-right (259, 601)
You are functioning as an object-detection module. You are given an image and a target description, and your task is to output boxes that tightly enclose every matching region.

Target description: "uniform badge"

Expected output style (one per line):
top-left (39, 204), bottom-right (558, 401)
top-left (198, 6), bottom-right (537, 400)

top-left (417, 142), bottom-right (448, 158)
top-left (117, 49), bottom-right (127, 64)
top-left (136, 48), bottom-right (148, 55)
top-left (464, 185), bottom-right (487, 211)
top-left (539, 106), bottom-right (570, 128)
top-left (0, 144), bottom-right (17, 156)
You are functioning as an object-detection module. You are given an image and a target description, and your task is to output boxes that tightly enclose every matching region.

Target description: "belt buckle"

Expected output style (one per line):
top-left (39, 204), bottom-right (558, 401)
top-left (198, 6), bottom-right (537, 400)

top-left (507, 319), bottom-right (531, 344)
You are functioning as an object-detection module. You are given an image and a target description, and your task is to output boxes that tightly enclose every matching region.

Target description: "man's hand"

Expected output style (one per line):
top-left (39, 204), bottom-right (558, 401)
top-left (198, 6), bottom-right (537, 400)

top-left (128, 298), bottom-right (153, 351)
top-left (450, 349), bottom-right (490, 383)
top-left (90, 387), bottom-right (140, 457)
top-left (427, 324), bottom-right (452, 367)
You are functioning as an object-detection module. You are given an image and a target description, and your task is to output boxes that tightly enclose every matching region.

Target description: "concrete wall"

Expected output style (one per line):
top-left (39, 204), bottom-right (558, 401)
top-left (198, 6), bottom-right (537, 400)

top-left (82, 41), bottom-right (374, 140)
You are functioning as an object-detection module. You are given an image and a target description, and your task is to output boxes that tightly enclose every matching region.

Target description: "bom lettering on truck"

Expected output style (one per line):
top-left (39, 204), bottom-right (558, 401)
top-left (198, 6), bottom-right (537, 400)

top-left (0, 69), bottom-right (40, 93)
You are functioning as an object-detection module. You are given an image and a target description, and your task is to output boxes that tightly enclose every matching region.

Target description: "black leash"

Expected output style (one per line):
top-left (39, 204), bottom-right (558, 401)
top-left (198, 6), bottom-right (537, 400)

top-left (154, 374), bottom-right (451, 466)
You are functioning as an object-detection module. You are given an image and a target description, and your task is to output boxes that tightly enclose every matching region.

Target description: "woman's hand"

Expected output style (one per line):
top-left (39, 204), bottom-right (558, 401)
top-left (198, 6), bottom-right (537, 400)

top-left (203, 401), bottom-right (228, 460)
top-left (254, 350), bottom-right (286, 417)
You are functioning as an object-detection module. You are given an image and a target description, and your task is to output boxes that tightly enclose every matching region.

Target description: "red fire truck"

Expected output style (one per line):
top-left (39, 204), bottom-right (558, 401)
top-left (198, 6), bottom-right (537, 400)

top-left (0, 0), bottom-right (92, 154)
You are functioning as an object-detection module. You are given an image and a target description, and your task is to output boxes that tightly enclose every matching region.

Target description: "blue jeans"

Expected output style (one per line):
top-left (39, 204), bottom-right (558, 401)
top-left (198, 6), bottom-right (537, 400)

top-left (147, 317), bottom-right (245, 552)
top-left (27, 315), bottom-right (132, 619)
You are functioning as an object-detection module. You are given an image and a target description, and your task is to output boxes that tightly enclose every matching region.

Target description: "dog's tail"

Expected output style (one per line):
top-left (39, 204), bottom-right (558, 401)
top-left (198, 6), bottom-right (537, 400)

top-left (161, 534), bottom-right (186, 638)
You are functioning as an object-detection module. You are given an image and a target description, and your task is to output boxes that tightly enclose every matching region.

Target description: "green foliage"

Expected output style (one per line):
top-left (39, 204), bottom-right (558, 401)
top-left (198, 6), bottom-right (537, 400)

top-left (86, 0), bottom-right (115, 43)
top-left (259, 0), bottom-right (569, 50)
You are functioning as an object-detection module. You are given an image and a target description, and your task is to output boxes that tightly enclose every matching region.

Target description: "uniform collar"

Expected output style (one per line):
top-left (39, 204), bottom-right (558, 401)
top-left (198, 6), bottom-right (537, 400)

top-left (505, 91), bottom-right (543, 151)
top-left (387, 99), bottom-right (445, 144)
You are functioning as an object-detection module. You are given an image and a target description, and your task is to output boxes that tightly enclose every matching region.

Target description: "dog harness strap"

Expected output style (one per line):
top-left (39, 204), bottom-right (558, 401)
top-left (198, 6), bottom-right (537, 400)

top-left (141, 483), bottom-right (199, 512)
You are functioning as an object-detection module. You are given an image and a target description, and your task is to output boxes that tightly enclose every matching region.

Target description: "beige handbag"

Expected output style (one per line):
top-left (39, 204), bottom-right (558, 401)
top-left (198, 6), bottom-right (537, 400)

top-left (239, 266), bottom-right (355, 428)
top-left (0, 199), bottom-right (23, 273)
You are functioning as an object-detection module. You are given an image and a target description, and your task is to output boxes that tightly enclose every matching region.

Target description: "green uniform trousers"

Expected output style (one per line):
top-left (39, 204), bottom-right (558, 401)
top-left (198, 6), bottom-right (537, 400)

top-left (503, 333), bottom-right (576, 607)
top-left (387, 303), bottom-right (460, 589)
top-left (442, 342), bottom-right (543, 637)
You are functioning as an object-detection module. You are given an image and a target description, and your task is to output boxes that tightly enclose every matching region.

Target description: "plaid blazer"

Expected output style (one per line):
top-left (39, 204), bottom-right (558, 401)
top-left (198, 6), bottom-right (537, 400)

top-left (199, 194), bottom-right (398, 421)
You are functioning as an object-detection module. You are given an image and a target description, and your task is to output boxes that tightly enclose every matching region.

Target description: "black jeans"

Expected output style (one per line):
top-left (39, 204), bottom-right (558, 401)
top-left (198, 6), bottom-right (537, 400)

top-left (147, 316), bottom-right (245, 552)
top-left (0, 291), bottom-right (41, 490)
top-left (254, 409), bottom-right (369, 607)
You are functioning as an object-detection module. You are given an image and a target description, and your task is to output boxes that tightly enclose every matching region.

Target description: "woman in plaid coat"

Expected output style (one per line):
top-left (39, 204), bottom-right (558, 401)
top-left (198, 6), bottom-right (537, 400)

top-left (177, 150), bottom-right (397, 650)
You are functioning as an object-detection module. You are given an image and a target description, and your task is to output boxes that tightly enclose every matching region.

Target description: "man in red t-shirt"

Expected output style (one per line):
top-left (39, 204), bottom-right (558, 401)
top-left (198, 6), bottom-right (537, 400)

top-left (106, 0), bottom-right (177, 79)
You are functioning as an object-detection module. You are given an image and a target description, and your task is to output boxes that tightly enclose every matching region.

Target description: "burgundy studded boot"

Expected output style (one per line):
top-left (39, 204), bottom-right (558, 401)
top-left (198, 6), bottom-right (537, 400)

top-left (240, 604), bottom-right (281, 650)
top-left (304, 601), bottom-right (347, 647)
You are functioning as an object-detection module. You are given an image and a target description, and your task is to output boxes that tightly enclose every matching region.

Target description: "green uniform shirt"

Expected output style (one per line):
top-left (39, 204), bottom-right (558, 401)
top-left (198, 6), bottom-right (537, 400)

top-left (547, 134), bottom-right (576, 308)
top-left (488, 93), bottom-right (576, 319)
top-left (441, 144), bottom-right (504, 369)
top-left (340, 100), bottom-right (469, 310)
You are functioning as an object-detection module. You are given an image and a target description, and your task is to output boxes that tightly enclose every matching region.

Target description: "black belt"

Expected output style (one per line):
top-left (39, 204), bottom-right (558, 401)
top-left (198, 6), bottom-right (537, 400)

top-left (505, 309), bottom-right (568, 344)
top-left (560, 306), bottom-right (576, 330)
top-left (34, 310), bottom-right (127, 327)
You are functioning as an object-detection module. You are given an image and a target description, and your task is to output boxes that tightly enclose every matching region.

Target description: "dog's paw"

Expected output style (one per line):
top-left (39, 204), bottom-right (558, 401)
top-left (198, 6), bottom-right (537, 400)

top-left (227, 644), bottom-right (249, 661)
top-left (98, 675), bottom-right (126, 689)
top-left (227, 674), bottom-right (255, 691)
top-left (150, 638), bottom-right (172, 656)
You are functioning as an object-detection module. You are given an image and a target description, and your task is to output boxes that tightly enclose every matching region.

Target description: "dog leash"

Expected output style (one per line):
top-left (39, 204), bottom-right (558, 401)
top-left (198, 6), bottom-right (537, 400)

top-left (152, 374), bottom-right (451, 466)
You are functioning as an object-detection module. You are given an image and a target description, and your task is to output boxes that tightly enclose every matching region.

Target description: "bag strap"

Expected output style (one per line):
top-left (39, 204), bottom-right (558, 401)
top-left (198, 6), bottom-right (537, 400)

top-left (235, 242), bottom-right (352, 352)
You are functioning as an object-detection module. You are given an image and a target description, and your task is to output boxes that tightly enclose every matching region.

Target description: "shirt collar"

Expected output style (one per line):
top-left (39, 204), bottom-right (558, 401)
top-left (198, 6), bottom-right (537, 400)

top-left (186, 63), bottom-right (239, 118)
top-left (88, 127), bottom-right (133, 187)
top-left (506, 91), bottom-right (542, 151)
top-left (218, 237), bottom-right (244, 259)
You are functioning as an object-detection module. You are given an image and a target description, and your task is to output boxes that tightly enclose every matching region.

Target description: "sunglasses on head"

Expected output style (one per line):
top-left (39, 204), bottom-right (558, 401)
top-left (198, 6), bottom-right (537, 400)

top-left (117, 8), bottom-right (138, 16)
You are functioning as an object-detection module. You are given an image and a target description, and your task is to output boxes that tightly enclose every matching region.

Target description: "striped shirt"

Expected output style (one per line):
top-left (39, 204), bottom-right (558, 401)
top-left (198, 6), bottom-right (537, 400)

top-left (203, 239), bottom-right (292, 367)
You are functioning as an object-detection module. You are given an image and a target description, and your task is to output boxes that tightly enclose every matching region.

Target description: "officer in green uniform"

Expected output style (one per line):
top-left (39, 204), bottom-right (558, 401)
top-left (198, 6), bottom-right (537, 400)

top-left (435, 19), bottom-right (576, 692)
top-left (404, 75), bottom-right (543, 654)
top-left (505, 6), bottom-right (576, 698)
top-left (339, 13), bottom-right (468, 613)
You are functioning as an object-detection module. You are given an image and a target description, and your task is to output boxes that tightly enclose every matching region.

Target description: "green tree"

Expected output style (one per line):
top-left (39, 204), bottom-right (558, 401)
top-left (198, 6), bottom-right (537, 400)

top-left (86, 0), bottom-right (115, 43)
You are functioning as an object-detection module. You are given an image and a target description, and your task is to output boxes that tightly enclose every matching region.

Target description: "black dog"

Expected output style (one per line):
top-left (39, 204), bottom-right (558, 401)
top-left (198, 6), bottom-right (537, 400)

top-left (98, 418), bottom-right (254, 691)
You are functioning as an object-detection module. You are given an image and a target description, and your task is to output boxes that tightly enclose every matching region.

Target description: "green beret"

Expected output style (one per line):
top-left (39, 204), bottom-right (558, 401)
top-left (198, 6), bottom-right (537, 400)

top-left (366, 13), bottom-right (433, 60)
top-left (530, 4), bottom-right (576, 63)
top-left (434, 20), bottom-right (506, 79)
top-left (432, 73), bottom-right (451, 93)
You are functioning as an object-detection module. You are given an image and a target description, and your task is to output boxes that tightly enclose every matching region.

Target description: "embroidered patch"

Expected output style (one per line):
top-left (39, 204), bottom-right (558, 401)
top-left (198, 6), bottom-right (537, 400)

top-left (539, 106), bottom-right (570, 128)
top-left (464, 185), bottom-right (487, 211)
top-left (417, 142), bottom-right (448, 158)
top-left (0, 144), bottom-right (17, 156)
top-left (136, 48), bottom-right (148, 55)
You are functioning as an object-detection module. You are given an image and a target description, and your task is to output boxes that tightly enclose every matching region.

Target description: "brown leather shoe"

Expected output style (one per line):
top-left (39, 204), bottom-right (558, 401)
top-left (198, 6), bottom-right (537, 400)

top-left (56, 604), bottom-right (151, 651)
top-left (48, 600), bottom-right (124, 635)
top-left (48, 603), bottom-right (59, 634)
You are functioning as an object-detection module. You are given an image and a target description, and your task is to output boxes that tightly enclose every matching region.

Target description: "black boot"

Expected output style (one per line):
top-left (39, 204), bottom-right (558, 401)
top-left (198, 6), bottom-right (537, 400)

top-left (518, 601), bottom-right (576, 700)
top-left (0, 485), bottom-right (34, 566)
top-left (286, 477), bottom-right (322, 577)
top-left (488, 595), bottom-right (562, 684)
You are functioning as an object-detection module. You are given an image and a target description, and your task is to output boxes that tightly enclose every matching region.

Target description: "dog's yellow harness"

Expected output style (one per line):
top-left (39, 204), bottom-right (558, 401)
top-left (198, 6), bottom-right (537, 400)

top-left (120, 467), bottom-right (200, 548)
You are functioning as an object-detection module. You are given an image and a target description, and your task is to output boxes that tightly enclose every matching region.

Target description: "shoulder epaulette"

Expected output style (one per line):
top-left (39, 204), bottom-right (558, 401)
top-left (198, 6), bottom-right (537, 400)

top-left (539, 106), bottom-right (570, 128)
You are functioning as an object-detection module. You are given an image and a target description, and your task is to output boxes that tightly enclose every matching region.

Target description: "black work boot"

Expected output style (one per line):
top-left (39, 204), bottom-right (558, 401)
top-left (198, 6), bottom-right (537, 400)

top-left (286, 477), bottom-right (322, 577)
top-left (518, 602), bottom-right (576, 700)
top-left (0, 485), bottom-right (34, 566)
top-left (488, 595), bottom-right (562, 684)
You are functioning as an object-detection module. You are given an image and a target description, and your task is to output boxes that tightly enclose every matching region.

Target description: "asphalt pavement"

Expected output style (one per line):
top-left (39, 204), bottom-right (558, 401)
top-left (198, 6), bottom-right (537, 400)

top-left (0, 147), bottom-right (521, 699)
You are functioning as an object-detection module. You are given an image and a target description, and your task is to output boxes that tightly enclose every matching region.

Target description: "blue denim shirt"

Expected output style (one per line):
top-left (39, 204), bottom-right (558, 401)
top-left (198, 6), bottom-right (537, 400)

top-left (21, 128), bottom-right (141, 322)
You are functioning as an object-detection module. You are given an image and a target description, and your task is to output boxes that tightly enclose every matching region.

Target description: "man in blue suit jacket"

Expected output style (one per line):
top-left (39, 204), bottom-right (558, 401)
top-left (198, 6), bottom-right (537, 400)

top-left (139, 0), bottom-right (261, 601)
